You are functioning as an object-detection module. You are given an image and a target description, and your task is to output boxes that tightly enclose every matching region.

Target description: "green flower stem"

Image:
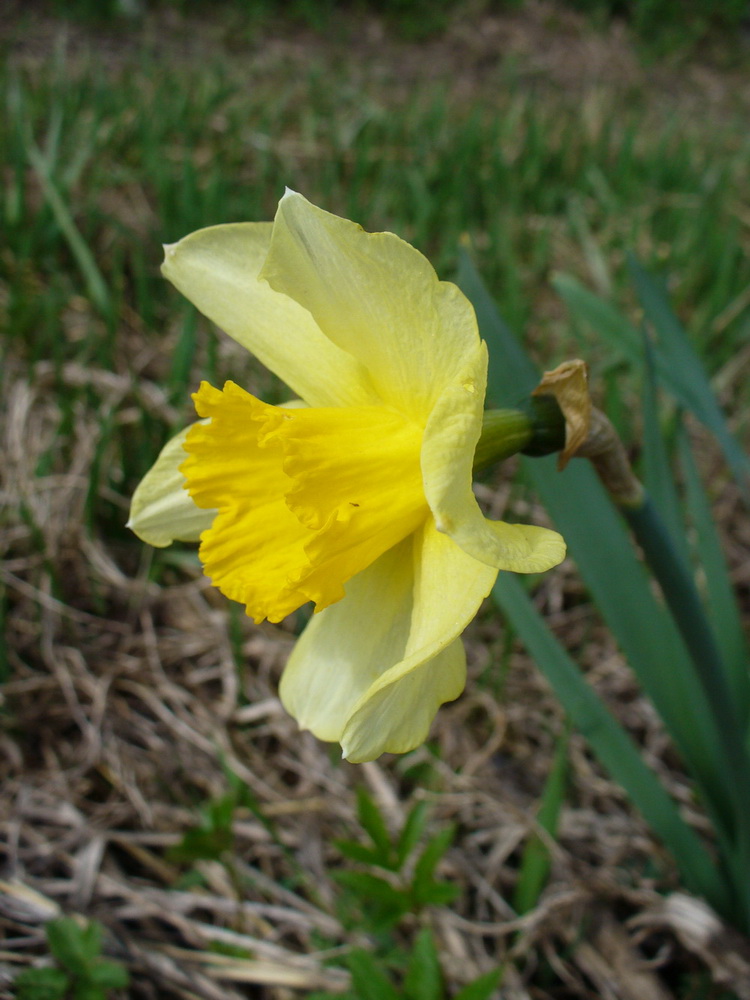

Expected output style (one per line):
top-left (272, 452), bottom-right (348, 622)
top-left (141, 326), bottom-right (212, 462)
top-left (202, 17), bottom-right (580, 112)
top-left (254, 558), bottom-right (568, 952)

top-left (474, 397), bottom-right (566, 473)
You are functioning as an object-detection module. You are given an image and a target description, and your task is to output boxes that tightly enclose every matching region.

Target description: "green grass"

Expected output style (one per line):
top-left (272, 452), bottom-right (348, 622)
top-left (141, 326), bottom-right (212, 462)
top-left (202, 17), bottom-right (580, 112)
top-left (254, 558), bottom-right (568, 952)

top-left (2, 17), bottom-right (749, 543)
top-left (5, 47), bottom-right (750, 358)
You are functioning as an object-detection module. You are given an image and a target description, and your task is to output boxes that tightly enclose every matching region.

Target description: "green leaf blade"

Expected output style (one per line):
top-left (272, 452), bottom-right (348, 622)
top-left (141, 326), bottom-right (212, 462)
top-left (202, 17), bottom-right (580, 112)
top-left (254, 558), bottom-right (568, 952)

top-left (404, 929), bottom-right (443, 1000)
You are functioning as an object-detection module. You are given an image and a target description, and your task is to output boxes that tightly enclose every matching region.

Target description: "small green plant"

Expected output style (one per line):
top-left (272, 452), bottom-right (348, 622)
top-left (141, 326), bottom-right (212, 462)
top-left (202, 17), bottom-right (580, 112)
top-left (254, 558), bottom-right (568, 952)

top-left (167, 760), bottom-right (283, 868)
top-left (15, 917), bottom-right (128, 1000)
top-left (311, 928), bottom-right (503, 1000)
top-left (166, 787), bottom-right (239, 866)
top-left (333, 788), bottom-right (459, 933)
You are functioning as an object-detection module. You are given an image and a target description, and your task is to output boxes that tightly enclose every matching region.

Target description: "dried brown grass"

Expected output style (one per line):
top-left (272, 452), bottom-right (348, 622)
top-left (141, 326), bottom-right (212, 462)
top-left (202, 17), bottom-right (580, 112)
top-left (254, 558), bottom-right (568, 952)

top-left (2, 350), bottom-right (750, 999)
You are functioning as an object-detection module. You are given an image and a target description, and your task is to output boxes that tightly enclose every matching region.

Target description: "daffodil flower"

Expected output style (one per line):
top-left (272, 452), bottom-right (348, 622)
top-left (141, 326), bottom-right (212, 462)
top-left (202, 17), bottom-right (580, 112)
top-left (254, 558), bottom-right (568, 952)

top-left (128, 192), bottom-right (565, 762)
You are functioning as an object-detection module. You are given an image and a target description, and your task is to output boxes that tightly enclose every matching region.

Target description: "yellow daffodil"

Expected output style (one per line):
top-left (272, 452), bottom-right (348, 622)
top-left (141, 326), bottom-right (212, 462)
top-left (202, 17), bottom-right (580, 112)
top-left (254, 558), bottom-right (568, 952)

top-left (128, 192), bottom-right (565, 762)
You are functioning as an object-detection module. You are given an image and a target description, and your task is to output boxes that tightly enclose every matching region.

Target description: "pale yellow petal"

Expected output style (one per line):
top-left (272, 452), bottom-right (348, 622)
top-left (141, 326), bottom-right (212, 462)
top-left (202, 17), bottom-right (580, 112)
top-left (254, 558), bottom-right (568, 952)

top-left (342, 640), bottom-right (466, 763)
top-left (260, 191), bottom-right (480, 421)
top-left (280, 521), bottom-right (497, 761)
top-left (421, 342), bottom-right (566, 573)
top-left (279, 536), bottom-right (415, 741)
top-left (341, 521), bottom-right (497, 760)
top-left (162, 222), bottom-right (378, 408)
top-left (127, 425), bottom-right (214, 547)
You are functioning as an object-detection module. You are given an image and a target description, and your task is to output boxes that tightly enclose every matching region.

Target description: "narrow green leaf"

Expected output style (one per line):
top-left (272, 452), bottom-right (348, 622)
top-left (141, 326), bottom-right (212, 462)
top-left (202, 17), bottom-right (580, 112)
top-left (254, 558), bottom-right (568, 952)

top-left (411, 827), bottom-right (458, 908)
top-left (413, 826), bottom-right (455, 888)
top-left (640, 331), bottom-right (689, 565)
top-left (333, 870), bottom-right (404, 906)
top-left (85, 961), bottom-right (129, 989)
top-left (25, 142), bottom-right (111, 319)
top-left (457, 251), bottom-right (735, 912)
top-left (622, 496), bottom-right (750, 870)
top-left (395, 801), bottom-right (429, 870)
top-left (45, 919), bottom-right (101, 977)
top-left (335, 839), bottom-right (386, 867)
top-left (628, 256), bottom-right (750, 498)
top-left (567, 196), bottom-right (612, 296)
top-left (413, 882), bottom-right (459, 907)
top-left (169, 308), bottom-right (198, 398)
top-left (513, 729), bottom-right (568, 915)
top-left (460, 249), bottom-right (734, 834)
top-left (15, 966), bottom-right (70, 1000)
top-left (456, 247), bottom-right (537, 404)
top-left (207, 794), bottom-right (236, 833)
top-left (334, 871), bottom-right (411, 929)
top-left (71, 983), bottom-right (103, 1000)
top-left (492, 572), bottom-right (731, 914)
top-left (166, 824), bottom-right (233, 864)
top-left (404, 929), bottom-right (443, 1000)
top-left (552, 272), bottom-right (642, 364)
top-left (453, 967), bottom-right (504, 1000)
top-left (347, 950), bottom-right (400, 1000)
top-left (555, 265), bottom-right (750, 502)
top-left (677, 425), bottom-right (750, 723)
top-left (356, 786), bottom-right (392, 860)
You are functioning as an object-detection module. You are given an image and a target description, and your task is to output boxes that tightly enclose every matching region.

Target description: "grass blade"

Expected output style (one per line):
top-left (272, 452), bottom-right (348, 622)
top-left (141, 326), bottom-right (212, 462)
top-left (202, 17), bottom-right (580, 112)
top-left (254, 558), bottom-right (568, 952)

top-left (25, 140), bottom-right (111, 319)
top-left (456, 242), bottom-right (537, 404)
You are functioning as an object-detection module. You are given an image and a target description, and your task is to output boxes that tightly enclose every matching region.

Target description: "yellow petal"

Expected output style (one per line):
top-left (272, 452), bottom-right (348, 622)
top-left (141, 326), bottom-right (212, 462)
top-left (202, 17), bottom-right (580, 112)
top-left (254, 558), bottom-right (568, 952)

top-left (279, 536), bottom-right (416, 740)
top-left (343, 640), bottom-right (466, 763)
top-left (127, 425), bottom-right (215, 547)
top-left (260, 191), bottom-right (481, 421)
top-left (162, 222), bottom-right (378, 408)
top-left (279, 521), bottom-right (497, 762)
top-left (422, 342), bottom-right (567, 573)
top-left (182, 381), bottom-right (427, 622)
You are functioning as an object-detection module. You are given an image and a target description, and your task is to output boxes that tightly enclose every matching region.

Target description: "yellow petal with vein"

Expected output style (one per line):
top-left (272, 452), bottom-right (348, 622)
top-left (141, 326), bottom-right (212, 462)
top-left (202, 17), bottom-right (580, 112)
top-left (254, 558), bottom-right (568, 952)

top-left (261, 191), bottom-right (480, 421)
top-left (162, 223), bottom-right (379, 408)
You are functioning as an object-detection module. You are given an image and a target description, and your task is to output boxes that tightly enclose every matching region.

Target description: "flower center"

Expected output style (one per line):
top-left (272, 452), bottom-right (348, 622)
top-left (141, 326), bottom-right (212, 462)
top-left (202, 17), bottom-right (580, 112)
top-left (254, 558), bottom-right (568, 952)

top-left (181, 380), bottom-right (427, 622)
